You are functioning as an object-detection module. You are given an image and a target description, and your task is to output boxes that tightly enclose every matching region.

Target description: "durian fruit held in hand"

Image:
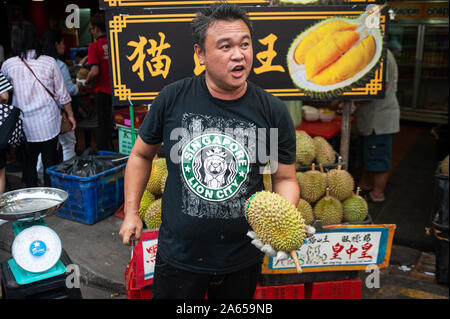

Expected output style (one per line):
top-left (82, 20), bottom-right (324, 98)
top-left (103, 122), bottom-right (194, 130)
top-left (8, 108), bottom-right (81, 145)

top-left (313, 188), bottom-right (343, 225)
top-left (326, 165), bottom-right (354, 201)
top-left (441, 155), bottom-right (449, 175)
top-left (144, 198), bottom-right (162, 230)
top-left (342, 187), bottom-right (369, 222)
top-left (245, 191), bottom-right (307, 252)
top-left (139, 190), bottom-right (156, 220)
top-left (299, 163), bottom-right (326, 203)
top-left (146, 158), bottom-right (167, 196)
top-left (313, 136), bottom-right (336, 165)
top-left (296, 130), bottom-right (315, 166)
top-left (245, 191), bottom-right (306, 273)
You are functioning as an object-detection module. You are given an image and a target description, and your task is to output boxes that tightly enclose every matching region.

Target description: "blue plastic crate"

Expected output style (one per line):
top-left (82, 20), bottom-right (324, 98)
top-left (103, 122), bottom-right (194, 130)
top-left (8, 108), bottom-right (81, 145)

top-left (46, 151), bottom-right (126, 225)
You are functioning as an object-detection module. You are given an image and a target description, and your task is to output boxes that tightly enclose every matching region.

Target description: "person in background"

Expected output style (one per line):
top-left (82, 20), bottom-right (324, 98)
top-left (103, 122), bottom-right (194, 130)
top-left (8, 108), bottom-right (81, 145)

top-left (81, 12), bottom-right (113, 151)
top-left (33, 30), bottom-right (81, 183)
top-left (119, 3), bottom-right (299, 299)
top-left (0, 70), bottom-right (13, 194)
top-left (354, 49), bottom-right (400, 202)
top-left (1, 21), bottom-right (76, 187)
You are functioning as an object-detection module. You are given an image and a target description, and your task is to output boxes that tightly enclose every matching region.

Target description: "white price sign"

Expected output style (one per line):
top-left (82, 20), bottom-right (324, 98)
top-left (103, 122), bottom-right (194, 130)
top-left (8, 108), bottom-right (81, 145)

top-left (263, 224), bottom-right (396, 274)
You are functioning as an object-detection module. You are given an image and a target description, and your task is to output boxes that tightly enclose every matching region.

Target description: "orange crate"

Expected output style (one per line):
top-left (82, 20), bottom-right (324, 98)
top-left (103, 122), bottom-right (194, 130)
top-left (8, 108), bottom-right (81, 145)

top-left (253, 283), bottom-right (305, 299)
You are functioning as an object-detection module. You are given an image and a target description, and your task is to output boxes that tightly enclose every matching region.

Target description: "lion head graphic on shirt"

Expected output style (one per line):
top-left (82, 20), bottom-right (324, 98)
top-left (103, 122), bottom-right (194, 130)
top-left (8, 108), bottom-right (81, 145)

top-left (193, 146), bottom-right (237, 189)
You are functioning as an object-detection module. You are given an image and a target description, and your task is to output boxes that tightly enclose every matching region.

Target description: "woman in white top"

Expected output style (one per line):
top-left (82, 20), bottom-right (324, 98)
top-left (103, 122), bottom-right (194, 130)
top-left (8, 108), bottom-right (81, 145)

top-left (1, 21), bottom-right (76, 187)
top-left (35, 30), bottom-right (81, 181)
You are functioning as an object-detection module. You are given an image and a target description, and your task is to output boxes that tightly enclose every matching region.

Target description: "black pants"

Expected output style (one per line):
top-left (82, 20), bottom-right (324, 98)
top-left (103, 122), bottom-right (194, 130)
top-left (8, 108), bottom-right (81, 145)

top-left (152, 252), bottom-right (261, 299)
top-left (23, 136), bottom-right (59, 187)
top-left (95, 92), bottom-right (113, 151)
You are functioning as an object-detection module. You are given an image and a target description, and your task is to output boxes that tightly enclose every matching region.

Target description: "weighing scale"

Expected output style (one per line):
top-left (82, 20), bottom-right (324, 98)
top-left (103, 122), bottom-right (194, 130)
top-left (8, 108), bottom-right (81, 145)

top-left (0, 187), bottom-right (69, 286)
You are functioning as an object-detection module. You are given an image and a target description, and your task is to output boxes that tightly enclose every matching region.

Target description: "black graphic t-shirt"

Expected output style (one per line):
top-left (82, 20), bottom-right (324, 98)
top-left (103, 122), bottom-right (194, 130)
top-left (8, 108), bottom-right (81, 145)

top-left (139, 75), bottom-right (296, 274)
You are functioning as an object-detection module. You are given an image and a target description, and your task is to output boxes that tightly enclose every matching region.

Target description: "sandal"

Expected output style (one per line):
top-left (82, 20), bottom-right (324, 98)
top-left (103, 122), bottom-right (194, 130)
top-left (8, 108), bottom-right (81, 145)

top-left (365, 191), bottom-right (385, 203)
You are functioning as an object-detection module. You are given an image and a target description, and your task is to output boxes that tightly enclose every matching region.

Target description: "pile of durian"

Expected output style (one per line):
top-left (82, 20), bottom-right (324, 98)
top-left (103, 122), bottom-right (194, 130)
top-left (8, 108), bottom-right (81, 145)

top-left (138, 157), bottom-right (167, 230)
top-left (295, 130), bottom-right (337, 168)
top-left (263, 163), bottom-right (369, 226)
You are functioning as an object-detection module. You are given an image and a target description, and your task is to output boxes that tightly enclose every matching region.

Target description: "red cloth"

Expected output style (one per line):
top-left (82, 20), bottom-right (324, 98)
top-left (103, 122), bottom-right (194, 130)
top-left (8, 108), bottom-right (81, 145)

top-left (296, 115), bottom-right (347, 139)
top-left (88, 35), bottom-right (111, 95)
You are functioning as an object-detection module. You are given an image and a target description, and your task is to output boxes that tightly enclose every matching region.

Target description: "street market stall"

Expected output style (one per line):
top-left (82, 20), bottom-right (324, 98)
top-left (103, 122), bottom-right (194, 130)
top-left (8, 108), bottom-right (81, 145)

top-left (101, 0), bottom-right (397, 299)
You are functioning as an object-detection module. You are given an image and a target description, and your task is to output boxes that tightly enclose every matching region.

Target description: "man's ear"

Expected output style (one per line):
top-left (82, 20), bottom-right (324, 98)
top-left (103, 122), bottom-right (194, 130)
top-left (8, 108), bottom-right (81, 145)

top-left (194, 44), bottom-right (205, 65)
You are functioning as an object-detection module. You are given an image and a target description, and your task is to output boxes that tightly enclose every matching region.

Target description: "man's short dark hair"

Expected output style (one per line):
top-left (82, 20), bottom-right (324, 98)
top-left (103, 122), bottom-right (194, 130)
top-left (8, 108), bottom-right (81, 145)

top-left (191, 2), bottom-right (253, 51)
top-left (90, 12), bottom-right (106, 33)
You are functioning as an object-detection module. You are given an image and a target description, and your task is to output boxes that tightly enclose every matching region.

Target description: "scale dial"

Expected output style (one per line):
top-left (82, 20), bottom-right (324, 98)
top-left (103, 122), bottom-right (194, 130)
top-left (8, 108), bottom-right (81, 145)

top-left (11, 225), bottom-right (62, 273)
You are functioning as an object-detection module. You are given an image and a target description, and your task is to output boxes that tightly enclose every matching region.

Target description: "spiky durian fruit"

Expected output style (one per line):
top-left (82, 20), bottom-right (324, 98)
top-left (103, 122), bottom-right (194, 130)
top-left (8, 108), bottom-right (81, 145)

top-left (342, 187), bottom-right (369, 222)
top-left (299, 163), bottom-right (326, 203)
top-left (146, 158), bottom-right (167, 196)
top-left (245, 191), bottom-right (307, 252)
top-left (296, 130), bottom-right (315, 166)
top-left (143, 198), bottom-right (162, 230)
top-left (313, 136), bottom-right (336, 165)
top-left (312, 35), bottom-right (377, 85)
top-left (441, 155), bottom-right (449, 175)
top-left (314, 188), bottom-right (343, 225)
top-left (297, 199), bottom-right (315, 225)
top-left (139, 190), bottom-right (156, 220)
top-left (294, 19), bottom-right (357, 65)
top-left (296, 171), bottom-right (303, 183)
top-left (326, 165), bottom-right (354, 201)
top-left (160, 169), bottom-right (168, 194)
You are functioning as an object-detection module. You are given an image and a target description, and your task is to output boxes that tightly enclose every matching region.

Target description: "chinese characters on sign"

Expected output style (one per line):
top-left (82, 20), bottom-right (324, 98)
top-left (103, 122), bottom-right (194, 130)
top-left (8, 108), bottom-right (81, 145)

top-left (127, 32), bottom-right (285, 80)
top-left (127, 33), bottom-right (172, 81)
top-left (270, 230), bottom-right (382, 271)
top-left (142, 238), bottom-right (158, 279)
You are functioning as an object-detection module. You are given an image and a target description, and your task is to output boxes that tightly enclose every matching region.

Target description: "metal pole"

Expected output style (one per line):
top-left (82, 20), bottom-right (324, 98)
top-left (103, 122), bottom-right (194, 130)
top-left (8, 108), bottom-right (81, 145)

top-left (340, 100), bottom-right (352, 170)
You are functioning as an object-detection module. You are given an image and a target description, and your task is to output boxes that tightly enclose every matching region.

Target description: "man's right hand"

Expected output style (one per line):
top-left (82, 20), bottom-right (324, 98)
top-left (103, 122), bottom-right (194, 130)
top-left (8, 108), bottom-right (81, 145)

top-left (119, 213), bottom-right (143, 246)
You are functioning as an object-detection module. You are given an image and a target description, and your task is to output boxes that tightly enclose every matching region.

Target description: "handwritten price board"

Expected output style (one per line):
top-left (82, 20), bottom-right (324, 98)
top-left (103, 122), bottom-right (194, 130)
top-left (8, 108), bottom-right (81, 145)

top-left (134, 230), bottom-right (159, 288)
top-left (262, 224), bottom-right (396, 274)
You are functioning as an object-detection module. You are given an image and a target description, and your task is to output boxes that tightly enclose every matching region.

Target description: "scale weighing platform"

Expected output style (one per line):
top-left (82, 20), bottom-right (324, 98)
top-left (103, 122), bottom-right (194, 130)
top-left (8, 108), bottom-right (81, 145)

top-left (0, 188), bottom-right (81, 299)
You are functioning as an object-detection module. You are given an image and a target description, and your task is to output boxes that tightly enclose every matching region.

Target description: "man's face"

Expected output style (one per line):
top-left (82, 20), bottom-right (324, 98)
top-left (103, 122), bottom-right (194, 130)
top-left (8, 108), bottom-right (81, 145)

top-left (195, 19), bottom-right (253, 99)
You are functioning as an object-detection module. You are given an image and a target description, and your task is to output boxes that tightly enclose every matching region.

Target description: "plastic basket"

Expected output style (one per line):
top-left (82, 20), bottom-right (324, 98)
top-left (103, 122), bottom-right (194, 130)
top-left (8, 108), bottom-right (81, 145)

top-left (46, 151), bottom-right (126, 225)
top-left (253, 282), bottom-right (305, 299)
top-left (117, 125), bottom-right (139, 155)
top-left (125, 255), bottom-right (153, 299)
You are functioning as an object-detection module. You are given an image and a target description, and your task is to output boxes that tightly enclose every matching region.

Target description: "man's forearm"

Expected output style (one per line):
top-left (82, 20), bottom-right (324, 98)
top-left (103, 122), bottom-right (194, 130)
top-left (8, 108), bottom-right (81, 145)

top-left (272, 177), bottom-right (300, 207)
top-left (124, 153), bottom-right (153, 216)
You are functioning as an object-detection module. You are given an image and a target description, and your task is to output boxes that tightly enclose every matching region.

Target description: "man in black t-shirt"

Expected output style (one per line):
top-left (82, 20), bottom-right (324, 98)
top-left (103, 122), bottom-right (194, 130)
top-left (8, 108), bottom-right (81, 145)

top-left (119, 3), bottom-right (300, 299)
